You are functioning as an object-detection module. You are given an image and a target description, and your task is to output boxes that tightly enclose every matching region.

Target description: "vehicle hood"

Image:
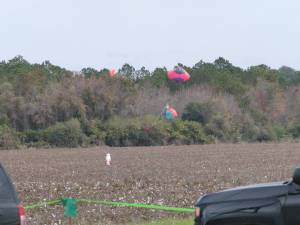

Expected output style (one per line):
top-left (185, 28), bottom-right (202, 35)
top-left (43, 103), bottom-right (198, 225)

top-left (196, 181), bottom-right (289, 207)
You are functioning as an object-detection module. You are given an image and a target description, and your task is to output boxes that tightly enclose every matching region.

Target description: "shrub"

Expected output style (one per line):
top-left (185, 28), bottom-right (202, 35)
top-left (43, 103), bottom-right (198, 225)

top-left (104, 116), bottom-right (131, 146)
top-left (288, 125), bottom-right (300, 139)
top-left (44, 118), bottom-right (85, 147)
top-left (238, 96), bottom-right (251, 111)
top-left (239, 120), bottom-right (260, 142)
top-left (255, 127), bottom-right (275, 142)
top-left (21, 130), bottom-right (43, 143)
top-left (82, 120), bottom-right (106, 145)
top-left (271, 124), bottom-right (286, 140)
top-left (20, 129), bottom-right (50, 148)
top-left (182, 102), bottom-right (215, 124)
top-left (204, 114), bottom-right (232, 142)
top-left (104, 116), bottom-right (171, 146)
top-left (0, 125), bottom-right (19, 149)
top-left (248, 108), bottom-right (268, 125)
top-left (139, 115), bottom-right (172, 145)
top-left (173, 120), bottom-right (211, 144)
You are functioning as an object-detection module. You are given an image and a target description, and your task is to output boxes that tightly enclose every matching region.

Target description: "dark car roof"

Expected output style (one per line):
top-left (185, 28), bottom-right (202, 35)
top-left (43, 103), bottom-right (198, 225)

top-left (0, 163), bottom-right (20, 203)
top-left (196, 181), bottom-right (289, 206)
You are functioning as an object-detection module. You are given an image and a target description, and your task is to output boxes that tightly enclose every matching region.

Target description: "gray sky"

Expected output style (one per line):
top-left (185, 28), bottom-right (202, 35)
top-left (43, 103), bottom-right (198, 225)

top-left (1, 0), bottom-right (300, 71)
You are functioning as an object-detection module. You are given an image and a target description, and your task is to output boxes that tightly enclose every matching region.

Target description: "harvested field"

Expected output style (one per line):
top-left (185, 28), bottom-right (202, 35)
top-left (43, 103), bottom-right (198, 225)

top-left (1, 143), bottom-right (300, 224)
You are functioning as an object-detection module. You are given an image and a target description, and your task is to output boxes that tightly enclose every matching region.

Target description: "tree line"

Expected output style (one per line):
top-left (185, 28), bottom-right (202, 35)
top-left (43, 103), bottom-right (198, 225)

top-left (1, 55), bottom-right (300, 149)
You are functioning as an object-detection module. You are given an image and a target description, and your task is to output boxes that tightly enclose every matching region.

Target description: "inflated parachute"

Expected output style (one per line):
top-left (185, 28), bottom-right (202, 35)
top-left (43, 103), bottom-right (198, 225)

top-left (167, 66), bottom-right (190, 82)
top-left (164, 107), bottom-right (178, 120)
top-left (108, 69), bottom-right (117, 77)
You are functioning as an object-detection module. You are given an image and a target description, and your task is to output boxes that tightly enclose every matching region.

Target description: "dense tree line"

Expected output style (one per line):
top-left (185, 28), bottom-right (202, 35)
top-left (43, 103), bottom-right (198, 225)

top-left (1, 55), bottom-right (300, 149)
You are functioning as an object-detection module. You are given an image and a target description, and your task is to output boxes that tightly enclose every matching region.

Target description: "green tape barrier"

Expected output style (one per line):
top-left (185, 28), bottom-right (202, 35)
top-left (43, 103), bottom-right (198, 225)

top-left (25, 199), bottom-right (62, 210)
top-left (77, 199), bottom-right (194, 212)
top-left (25, 198), bottom-right (194, 213)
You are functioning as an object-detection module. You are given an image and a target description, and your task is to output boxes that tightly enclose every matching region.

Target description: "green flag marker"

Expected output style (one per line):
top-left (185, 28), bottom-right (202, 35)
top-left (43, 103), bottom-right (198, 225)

top-left (62, 198), bottom-right (77, 218)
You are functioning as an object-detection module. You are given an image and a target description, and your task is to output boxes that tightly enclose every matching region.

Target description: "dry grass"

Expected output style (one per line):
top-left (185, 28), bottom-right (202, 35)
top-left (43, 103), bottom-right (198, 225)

top-left (1, 143), bottom-right (299, 224)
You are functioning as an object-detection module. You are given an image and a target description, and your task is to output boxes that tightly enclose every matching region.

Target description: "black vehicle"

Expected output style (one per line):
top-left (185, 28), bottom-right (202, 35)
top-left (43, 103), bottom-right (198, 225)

top-left (0, 163), bottom-right (25, 225)
top-left (195, 167), bottom-right (300, 225)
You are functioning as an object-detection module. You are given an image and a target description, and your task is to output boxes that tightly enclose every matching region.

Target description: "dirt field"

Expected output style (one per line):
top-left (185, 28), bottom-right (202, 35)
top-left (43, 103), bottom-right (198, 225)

top-left (1, 143), bottom-right (300, 225)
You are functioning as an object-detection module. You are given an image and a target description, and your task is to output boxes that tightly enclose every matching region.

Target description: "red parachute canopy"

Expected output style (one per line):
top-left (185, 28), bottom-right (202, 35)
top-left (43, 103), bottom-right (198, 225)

top-left (167, 66), bottom-right (190, 82)
top-left (168, 107), bottom-right (178, 117)
top-left (164, 107), bottom-right (178, 120)
top-left (108, 69), bottom-right (117, 77)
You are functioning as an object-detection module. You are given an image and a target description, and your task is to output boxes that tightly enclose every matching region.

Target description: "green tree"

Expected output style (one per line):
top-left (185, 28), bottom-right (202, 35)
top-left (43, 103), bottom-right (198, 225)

top-left (44, 119), bottom-right (85, 147)
top-left (182, 102), bottom-right (215, 124)
top-left (119, 63), bottom-right (135, 79)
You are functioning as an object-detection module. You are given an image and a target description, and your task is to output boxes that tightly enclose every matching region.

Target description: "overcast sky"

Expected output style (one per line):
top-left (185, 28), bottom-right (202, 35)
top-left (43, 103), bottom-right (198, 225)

top-left (1, 0), bottom-right (300, 71)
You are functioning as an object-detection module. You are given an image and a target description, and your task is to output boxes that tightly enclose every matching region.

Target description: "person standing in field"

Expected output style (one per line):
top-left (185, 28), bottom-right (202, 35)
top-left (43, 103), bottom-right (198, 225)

top-left (105, 153), bottom-right (111, 166)
top-left (162, 103), bottom-right (169, 117)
